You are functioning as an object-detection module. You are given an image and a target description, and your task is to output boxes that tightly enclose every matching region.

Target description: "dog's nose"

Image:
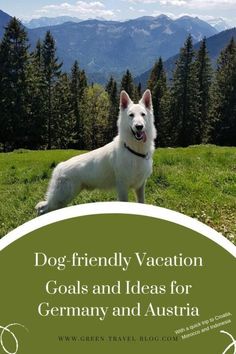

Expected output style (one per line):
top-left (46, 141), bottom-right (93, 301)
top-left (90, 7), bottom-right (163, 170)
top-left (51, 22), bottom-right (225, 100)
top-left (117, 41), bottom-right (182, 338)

top-left (135, 124), bottom-right (144, 131)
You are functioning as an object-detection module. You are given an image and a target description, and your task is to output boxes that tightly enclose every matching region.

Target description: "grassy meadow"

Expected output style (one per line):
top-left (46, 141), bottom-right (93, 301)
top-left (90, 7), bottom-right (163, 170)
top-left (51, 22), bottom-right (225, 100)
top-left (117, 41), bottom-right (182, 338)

top-left (0, 145), bottom-right (235, 243)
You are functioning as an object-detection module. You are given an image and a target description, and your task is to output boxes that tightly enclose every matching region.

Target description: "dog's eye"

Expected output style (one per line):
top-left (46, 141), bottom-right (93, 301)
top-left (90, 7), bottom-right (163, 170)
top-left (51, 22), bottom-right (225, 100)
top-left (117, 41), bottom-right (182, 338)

top-left (141, 112), bottom-right (146, 117)
top-left (129, 113), bottom-right (134, 118)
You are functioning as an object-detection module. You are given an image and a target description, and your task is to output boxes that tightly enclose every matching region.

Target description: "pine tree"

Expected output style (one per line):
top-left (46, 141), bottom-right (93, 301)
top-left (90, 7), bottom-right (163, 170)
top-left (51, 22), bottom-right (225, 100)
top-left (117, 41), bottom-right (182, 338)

top-left (157, 90), bottom-right (172, 147)
top-left (195, 37), bottom-right (213, 143)
top-left (71, 61), bottom-right (80, 120)
top-left (148, 57), bottom-right (170, 147)
top-left (0, 17), bottom-right (30, 150)
top-left (78, 69), bottom-right (88, 98)
top-left (148, 58), bottom-right (165, 92)
top-left (120, 70), bottom-right (135, 100)
top-left (42, 31), bottom-right (62, 149)
top-left (70, 62), bottom-right (88, 149)
top-left (70, 61), bottom-right (82, 148)
top-left (53, 73), bottom-right (76, 148)
top-left (209, 38), bottom-right (236, 146)
top-left (170, 35), bottom-right (199, 147)
top-left (106, 76), bottom-right (119, 141)
top-left (133, 84), bottom-right (142, 102)
top-left (137, 82), bottom-right (142, 98)
top-left (27, 40), bottom-right (47, 148)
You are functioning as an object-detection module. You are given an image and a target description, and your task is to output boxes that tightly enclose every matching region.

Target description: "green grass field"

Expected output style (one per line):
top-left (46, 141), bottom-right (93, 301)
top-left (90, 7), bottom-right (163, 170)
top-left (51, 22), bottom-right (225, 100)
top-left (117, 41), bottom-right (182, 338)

top-left (0, 145), bottom-right (235, 243)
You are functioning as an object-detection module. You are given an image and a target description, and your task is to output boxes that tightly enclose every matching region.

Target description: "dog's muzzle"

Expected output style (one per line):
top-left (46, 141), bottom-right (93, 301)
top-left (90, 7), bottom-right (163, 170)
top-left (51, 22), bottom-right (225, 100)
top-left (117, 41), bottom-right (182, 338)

top-left (131, 128), bottom-right (147, 142)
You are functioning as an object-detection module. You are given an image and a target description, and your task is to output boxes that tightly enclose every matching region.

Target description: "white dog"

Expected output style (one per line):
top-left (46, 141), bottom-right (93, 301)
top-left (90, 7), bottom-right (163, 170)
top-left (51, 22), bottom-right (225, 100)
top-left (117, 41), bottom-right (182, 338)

top-left (36, 89), bottom-right (156, 215)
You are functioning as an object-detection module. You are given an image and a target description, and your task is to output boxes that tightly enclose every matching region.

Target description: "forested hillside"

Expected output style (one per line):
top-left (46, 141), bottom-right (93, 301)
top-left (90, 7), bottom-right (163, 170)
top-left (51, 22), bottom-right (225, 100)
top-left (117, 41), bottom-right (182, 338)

top-left (0, 18), bottom-right (236, 151)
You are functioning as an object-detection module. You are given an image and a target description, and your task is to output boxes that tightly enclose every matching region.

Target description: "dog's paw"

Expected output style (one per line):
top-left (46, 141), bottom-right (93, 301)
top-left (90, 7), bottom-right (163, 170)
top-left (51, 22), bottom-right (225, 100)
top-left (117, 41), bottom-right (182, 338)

top-left (35, 201), bottom-right (49, 216)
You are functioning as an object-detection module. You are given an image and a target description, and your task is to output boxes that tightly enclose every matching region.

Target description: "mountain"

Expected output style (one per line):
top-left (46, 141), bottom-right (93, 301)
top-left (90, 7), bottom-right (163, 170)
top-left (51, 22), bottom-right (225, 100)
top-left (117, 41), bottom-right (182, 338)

top-left (0, 11), bottom-right (218, 83)
top-left (27, 15), bottom-right (217, 79)
top-left (135, 27), bottom-right (236, 87)
top-left (207, 18), bottom-right (231, 32)
top-left (0, 9), bottom-right (12, 37)
top-left (174, 16), bottom-right (218, 41)
top-left (23, 16), bottom-right (82, 29)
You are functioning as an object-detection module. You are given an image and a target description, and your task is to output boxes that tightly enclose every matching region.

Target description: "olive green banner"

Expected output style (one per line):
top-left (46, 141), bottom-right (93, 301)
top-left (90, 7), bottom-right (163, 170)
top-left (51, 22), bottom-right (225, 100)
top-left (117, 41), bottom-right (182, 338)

top-left (0, 211), bottom-right (235, 354)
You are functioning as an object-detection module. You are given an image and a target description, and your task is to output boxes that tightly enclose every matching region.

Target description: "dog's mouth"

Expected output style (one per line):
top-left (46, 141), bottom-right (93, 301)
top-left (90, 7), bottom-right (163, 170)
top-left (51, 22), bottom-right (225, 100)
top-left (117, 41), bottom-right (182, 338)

top-left (131, 128), bottom-right (147, 142)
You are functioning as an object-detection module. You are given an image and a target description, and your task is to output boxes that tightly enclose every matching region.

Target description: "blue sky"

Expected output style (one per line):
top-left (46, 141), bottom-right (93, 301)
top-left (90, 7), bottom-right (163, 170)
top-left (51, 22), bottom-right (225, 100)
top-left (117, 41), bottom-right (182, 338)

top-left (1, 0), bottom-right (236, 26)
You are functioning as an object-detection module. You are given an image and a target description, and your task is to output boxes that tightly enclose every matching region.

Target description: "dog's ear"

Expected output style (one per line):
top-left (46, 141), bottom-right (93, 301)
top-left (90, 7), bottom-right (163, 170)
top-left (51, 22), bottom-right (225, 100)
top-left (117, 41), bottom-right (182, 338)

top-left (120, 91), bottom-right (132, 110)
top-left (140, 90), bottom-right (152, 111)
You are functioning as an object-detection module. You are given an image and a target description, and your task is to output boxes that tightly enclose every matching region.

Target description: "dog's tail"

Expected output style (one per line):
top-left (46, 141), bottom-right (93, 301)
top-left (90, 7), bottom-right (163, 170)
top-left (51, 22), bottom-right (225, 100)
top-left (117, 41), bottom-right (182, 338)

top-left (35, 201), bottom-right (49, 216)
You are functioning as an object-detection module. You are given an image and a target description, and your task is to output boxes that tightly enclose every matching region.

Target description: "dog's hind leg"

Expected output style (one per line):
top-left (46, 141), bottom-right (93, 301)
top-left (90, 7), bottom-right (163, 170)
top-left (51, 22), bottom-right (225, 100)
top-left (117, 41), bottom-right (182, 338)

top-left (35, 201), bottom-right (50, 215)
top-left (135, 182), bottom-right (145, 203)
top-left (36, 175), bottom-right (80, 216)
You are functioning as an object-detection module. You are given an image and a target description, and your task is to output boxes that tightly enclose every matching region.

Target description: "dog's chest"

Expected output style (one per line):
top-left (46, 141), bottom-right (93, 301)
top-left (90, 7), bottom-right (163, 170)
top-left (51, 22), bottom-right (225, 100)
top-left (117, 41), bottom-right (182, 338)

top-left (126, 156), bottom-right (152, 188)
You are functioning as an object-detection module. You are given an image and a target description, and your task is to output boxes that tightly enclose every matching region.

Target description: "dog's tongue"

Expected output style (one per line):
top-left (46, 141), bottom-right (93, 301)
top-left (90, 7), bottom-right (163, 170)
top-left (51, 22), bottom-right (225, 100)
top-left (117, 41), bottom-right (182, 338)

top-left (142, 131), bottom-right (147, 143)
top-left (136, 130), bottom-right (147, 142)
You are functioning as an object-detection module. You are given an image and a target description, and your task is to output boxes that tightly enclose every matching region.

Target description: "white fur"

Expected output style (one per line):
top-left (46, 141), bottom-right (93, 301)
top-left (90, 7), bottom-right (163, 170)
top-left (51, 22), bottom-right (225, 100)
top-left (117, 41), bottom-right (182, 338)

top-left (36, 90), bottom-right (156, 215)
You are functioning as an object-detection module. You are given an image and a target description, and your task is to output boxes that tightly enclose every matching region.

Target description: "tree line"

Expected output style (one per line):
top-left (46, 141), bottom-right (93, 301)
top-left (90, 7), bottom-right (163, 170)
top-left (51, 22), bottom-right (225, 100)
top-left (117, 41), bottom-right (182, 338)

top-left (0, 17), bottom-right (235, 152)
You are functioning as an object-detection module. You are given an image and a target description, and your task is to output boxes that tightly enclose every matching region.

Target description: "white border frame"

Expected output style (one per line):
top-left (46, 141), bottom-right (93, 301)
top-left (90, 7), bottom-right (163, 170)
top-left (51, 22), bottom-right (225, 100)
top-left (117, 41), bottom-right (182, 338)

top-left (0, 202), bottom-right (235, 256)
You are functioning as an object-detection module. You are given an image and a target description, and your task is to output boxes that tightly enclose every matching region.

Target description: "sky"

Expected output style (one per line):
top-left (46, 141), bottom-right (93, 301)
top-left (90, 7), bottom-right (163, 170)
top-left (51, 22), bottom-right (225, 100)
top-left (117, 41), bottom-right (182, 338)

top-left (0, 0), bottom-right (236, 26)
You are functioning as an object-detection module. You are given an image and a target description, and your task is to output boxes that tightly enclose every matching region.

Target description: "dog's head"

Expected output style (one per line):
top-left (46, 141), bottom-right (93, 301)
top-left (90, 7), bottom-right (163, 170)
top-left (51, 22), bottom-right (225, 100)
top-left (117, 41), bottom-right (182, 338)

top-left (118, 90), bottom-right (156, 144)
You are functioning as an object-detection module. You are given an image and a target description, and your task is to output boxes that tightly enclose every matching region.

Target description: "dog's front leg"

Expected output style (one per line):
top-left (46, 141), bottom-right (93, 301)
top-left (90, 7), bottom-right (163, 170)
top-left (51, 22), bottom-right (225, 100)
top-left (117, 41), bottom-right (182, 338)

top-left (116, 180), bottom-right (129, 202)
top-left (135, 182), bottom-right (145, 203)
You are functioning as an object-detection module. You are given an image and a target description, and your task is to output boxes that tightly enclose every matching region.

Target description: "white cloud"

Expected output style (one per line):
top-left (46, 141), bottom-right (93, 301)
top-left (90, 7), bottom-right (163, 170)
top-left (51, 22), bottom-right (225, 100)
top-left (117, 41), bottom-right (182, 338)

top-left (152, 10), bottom-right (175, 17)
top-left (160, 0), bottom-right (187, 5)
top-left (129, 0), bottom-right (236, 7)
top-left (128, 0), bottom-right (159, 3)
top-left (185, 0), bottom-right (236, 9)
top-left (128, 0), bottom-right (184, 3)
top-left (128, 5), bottom-right (146, 12)
top-left (36, 1), bottom-right (115, 19)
